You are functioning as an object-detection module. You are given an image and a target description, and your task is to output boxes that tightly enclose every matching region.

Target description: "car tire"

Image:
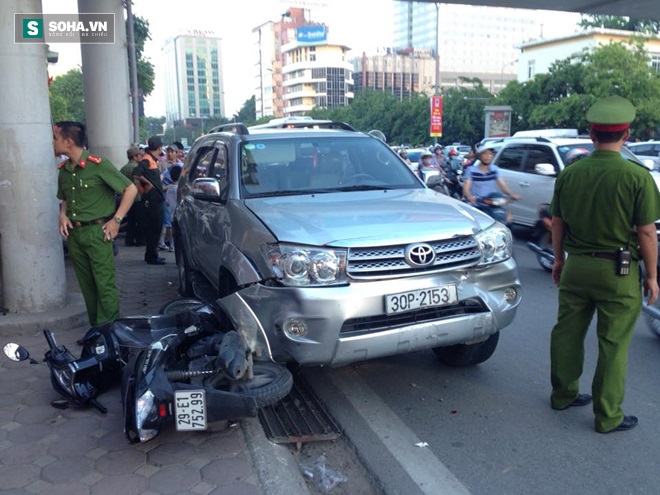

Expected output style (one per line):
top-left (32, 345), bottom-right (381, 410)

top-left (174, 237), bottom-right (196, 297)
top-left (433, 332), bottom-right (499, 367)
top-left (229, 362), bottom-right (293, 408)
top-left (158, 297), bottom-right (204, 316)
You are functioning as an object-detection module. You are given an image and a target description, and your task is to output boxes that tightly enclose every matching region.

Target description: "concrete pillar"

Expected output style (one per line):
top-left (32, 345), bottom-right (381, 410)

top-left (0, 0), bottom-right (68, 313)
top-left (78, 0), bottom-right (131, 167)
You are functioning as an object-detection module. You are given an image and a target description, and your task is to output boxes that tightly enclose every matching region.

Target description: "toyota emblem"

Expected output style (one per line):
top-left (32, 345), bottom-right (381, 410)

top-left (405, 243), bottom-right (435, 267)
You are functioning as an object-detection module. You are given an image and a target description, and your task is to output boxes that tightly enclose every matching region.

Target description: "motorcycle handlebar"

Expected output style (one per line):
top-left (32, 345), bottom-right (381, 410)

top-left (43, 329), bottom-right (58, 350)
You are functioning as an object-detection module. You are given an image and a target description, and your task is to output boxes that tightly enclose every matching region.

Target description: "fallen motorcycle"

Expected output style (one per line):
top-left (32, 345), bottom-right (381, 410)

top-left (526, 203), bottom-right (554, 272)
top-left (3, 301), bottom-right (293, 444)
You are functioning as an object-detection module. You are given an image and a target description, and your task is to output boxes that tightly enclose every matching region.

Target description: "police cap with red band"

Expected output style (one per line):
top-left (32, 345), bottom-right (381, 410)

top-left (586, 95), bottom-right (636, 132)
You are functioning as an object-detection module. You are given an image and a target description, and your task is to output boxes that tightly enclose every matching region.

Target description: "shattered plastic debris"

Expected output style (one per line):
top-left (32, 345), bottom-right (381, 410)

top-left (415, 442), bottom-right (429, 448)
top-left (301, 454), bottom-right (348, 494)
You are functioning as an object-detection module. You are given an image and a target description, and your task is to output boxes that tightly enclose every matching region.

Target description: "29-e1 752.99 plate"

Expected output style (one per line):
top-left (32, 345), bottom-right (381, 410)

top-left (385, 285), bottom-right (458, 315)
top-left (174, 390), bottom-right (207, 431)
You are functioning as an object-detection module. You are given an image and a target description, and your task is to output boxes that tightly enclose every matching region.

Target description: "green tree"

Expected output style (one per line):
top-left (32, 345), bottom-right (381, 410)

top-left (498, 39), bottom-right (660, 138)
top-left (578, 14), bottom-right (660, 34)
top-left (441, 81), bottom-right (495, 146)
top-left (132, 15), bottom-right (155, 97)
top-left (49, 68), bottom-right (86, 123)
top-left (233, 96), bottom-right (257, 125)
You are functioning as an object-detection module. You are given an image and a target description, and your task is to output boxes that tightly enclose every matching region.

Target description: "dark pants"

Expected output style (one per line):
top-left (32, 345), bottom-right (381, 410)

top-left (143, 192), bottom-right (164, 262)
top-left (124, 199), bottom-right (146, 246)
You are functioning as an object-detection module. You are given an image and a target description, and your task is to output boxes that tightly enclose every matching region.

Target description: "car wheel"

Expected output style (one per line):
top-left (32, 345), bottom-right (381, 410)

top-left (174, 237), bottom-right (195, 297)
top-left (229, 362), bottom-right (293, 408)
top-left (158, 297), bottom-right (204, 316)
top-left (433, 332), bottom-right (499, 367)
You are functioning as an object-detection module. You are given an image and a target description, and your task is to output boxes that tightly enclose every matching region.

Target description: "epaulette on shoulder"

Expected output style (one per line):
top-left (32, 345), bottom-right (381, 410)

top-left (57, 159), bottom-right (67, 169)
top-left (88, 155), bottom-right (103, 164)
top-left (627, 158), bottom-right (651, 171)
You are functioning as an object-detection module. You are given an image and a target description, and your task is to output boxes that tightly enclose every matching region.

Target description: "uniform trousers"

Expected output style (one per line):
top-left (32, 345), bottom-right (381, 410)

top-left (67, 223), bottom-right (119, 326)
top-left (550, 255), bottom-right (641, 432)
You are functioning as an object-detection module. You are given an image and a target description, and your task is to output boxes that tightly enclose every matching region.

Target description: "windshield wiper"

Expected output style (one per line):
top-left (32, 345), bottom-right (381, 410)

top-left (335, 184), bottom-right (394, 191)
top-left (246, 189), bottom-right (335, 198)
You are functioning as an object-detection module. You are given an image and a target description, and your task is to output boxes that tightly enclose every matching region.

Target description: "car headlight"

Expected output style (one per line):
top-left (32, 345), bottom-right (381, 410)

top-left (264, 244), bottom-right (347, 287)
top-left (475, 223), bottom-right (512, 265)
top-left (135, 389), bottom-right (158, 442)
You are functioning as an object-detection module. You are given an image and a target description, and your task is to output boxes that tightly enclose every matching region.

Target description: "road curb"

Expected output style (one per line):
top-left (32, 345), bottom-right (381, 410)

top-left (242, 416), bottom-right (312, 495)
top-left (0, 291), bottom-right (87, 337)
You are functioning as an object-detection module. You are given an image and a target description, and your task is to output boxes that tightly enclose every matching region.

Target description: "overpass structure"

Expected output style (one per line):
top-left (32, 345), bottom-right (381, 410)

top-left (0, 0), bottom-right (657, 327)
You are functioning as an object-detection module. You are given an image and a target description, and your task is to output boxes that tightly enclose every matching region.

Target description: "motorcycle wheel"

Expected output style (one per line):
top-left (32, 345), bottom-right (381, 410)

top-left (229, 362), bottom-right (293, 408)
top-left (643, 310), bottom-right (660, 338)
top-left (158, 297), bottom-right (204, 316)
top-left (537, 253), bottom-right (554, 272)
top-left (433, 332), bottom-right (499, 367)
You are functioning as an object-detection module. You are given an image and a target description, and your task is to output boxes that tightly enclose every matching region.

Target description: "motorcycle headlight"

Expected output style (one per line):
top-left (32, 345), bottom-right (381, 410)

top-left (263, 244), bottom-right (347, 287)
top-left (135, 389), bottom-right (158, 443)
top-left (475, 223), bottom-right (512, 265)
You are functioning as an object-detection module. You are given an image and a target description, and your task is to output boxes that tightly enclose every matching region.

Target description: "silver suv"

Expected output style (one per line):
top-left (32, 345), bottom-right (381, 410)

top-left (491, 136), bottom-right (653, 227)
top-left (173, 121), bottom-right (521, 368)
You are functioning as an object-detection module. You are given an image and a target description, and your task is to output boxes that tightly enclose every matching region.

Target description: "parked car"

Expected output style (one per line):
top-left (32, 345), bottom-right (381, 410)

top-left (173, 120), bottom-right (522, 368)
top-left (488, 136), bottom-right (659, 227)
top-left (626, 141), bottom-right (660, 171)
top-left (444, 144), bottom-right (472, 158)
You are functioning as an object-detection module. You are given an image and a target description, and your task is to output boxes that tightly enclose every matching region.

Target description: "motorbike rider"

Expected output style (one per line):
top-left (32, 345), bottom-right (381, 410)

top-left (463, 144), bottom-right (521, 205)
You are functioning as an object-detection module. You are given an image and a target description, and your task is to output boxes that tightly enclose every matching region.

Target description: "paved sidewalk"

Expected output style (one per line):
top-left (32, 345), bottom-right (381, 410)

top-left (0, 243), bottom-right (309, 495)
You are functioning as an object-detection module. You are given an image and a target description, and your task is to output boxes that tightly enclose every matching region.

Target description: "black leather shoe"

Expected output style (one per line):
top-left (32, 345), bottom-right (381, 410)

top-left (598, 415), bottom-right (638, 434)
top-left (553, 393), bottom-right (592, 410)
top-left (146, 258), bottom-right (166, 265)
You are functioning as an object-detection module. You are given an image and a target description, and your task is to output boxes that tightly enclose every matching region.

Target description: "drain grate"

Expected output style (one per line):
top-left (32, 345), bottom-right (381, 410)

top-left (258, 371), bottom-right (342, 444)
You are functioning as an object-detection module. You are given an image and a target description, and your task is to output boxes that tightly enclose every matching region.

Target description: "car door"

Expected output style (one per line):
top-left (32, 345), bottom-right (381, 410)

top-left (192, 140), bottom-right (230, 285)
top-left (493, 144), bottom-right (527, 223)
top-left (516, 145), bottom-right (560, 227)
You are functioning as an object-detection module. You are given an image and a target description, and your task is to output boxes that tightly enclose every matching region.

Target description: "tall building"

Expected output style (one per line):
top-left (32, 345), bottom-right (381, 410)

top-left (392, 1), bottom-right (580, 93)
top-left (352, 48), bottom-right (436, 99)
top-left (162, 30), bottom-right (226, 125)
top-left (253, 8), bottom-right (354, 118)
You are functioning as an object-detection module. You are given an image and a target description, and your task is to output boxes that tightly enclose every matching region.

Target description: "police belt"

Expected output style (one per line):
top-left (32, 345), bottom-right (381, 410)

top-left (72, 216), bottom-right (110, 228)
top-left (584, 252), bottom-right (617, 261)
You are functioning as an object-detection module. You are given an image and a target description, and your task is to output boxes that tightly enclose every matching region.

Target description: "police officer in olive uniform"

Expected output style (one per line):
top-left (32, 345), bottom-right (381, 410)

top-left (133, 136), bottom-right (166, 265)
top-left (549, 96), bottom-right (660, 433)
top-left (54, 121), bottom-right (138, 326)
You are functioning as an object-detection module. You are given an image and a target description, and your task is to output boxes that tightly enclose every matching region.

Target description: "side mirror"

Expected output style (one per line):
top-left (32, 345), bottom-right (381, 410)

top-left (3, 343), bottom-right (31, 362)
top-left (535, 163), bottom-right (556, 176)
top-left (191, 178), bottom-right (221, 200)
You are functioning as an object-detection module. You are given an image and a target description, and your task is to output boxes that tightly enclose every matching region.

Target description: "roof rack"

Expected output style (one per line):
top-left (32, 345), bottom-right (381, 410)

top-left (208, 123), bottom-right (249, 135)
top-left (249, 119), bottom-right (357, 131)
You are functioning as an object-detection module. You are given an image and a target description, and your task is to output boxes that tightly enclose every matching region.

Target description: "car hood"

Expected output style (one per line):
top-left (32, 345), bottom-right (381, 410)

top-left (244, 189), bottom-right (494, 247)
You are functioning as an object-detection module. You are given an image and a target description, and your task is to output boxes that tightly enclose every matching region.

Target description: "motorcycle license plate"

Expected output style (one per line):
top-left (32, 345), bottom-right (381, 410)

top-left (174, 390), bottom-right (207, 431)
top-left (385, 285), bottom-right (458, 314)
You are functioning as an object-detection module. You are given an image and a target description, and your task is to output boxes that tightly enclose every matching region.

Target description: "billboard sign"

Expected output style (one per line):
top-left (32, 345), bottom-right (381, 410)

top-left (430, 96), bottom-right (443, 138)
top-left (296, 25), bottom-right (327, 44)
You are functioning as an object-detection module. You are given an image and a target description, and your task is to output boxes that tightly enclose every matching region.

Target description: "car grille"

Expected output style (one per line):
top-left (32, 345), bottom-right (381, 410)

top-left (347, 235), bottom-right (481, 279)
top-left (339, 298), bottom-right (489, 336)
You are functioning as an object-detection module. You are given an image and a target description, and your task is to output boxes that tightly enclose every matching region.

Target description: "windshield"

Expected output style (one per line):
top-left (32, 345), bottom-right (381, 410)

top-left (240, 136), bottom-right (422, 198)
top-left (557, 143), bottom-right (642, 166)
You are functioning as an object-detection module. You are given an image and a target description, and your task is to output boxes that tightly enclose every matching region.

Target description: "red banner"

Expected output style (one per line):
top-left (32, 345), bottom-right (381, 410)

top-left (430, 96), bottom-right (443, 138)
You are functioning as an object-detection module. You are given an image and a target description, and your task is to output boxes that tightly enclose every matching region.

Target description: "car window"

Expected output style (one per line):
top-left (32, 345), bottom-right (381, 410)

top-left (240, 137), bottom-right (421, 198)
top-left (630, 144), bottom-right (656, 156)
top-left (212, 143), bottom-right (229, 200)
top-left (524, 145), bottom-right (558, 173)
top-left (190, 146), bottom-right (218, 181)
top-left (495, 146), bottom-right (525, 171)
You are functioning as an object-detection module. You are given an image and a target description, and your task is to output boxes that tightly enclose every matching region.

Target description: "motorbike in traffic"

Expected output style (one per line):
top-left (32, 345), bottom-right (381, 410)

top-left (473, 192), bottom-right (514, 226)
top-left (526, 203), bottom-right (554, 272)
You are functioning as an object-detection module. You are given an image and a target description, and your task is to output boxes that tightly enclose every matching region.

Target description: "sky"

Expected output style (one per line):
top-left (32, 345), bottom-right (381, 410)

top-left (43, 0), bottom-right (579, 118)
